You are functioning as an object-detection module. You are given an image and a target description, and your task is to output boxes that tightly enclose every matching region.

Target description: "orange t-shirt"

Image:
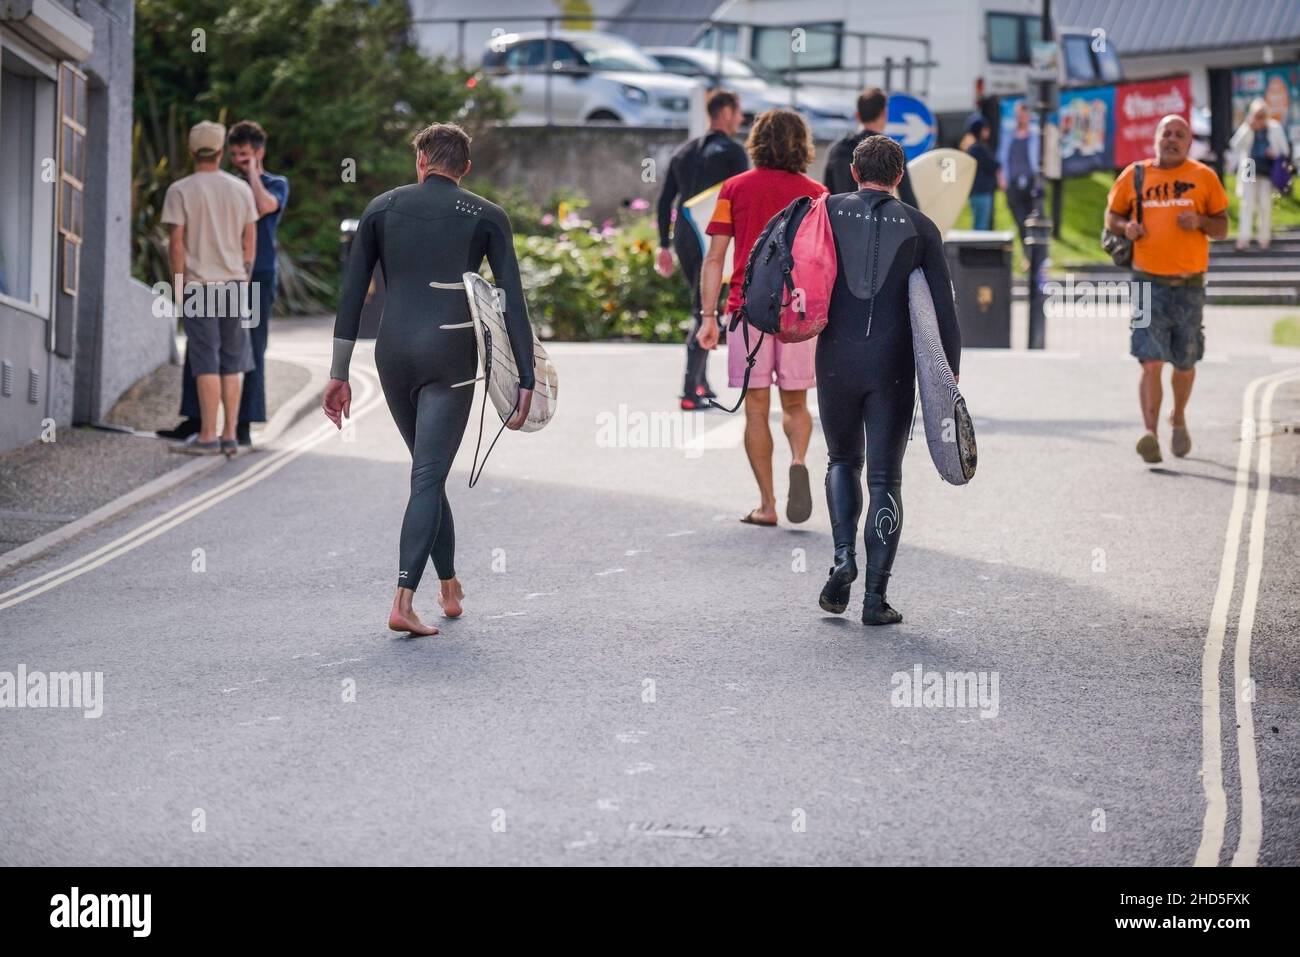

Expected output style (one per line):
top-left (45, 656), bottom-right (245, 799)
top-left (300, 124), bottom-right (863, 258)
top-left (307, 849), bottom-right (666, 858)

top-left (1107, 158), bottom-right (1228, 276)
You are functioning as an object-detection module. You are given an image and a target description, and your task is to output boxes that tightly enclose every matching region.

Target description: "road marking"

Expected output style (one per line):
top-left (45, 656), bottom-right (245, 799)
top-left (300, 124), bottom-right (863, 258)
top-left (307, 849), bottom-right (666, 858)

top-left (1195, 365), bottom-right (1300, 866)
top-left (1230, 373), bottom-right (1291, 867)
top-left (0, 363), bottom-right (381, 611)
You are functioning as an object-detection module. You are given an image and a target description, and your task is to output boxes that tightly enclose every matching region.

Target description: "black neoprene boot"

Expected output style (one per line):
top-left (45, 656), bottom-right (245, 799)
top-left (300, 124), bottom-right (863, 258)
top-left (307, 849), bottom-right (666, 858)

top-left (861, 568), bottom-right (902, 625)
top-left (819, 545), bottom-right (858, 614)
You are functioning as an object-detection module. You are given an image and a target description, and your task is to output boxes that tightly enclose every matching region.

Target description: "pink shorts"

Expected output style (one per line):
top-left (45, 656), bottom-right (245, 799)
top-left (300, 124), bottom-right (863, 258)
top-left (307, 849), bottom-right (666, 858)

top-left (726, 315), bottom-right (817, 390)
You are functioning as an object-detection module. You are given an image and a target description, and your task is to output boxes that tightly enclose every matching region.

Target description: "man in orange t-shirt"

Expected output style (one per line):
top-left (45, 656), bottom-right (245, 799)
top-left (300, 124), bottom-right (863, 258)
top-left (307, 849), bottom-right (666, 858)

top-left (1106, 114), bottom-right (1229, 464)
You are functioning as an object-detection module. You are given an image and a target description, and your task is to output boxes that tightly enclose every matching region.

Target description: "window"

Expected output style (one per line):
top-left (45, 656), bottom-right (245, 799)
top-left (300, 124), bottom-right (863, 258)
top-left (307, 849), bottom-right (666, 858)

top-left (504, 40), bottom-right (544, 71)
top-left (653, 55), bottom-right (704, 77)
top-left (548, 40), bottom-right (581, 71)
top-left (986, 12), bottom-right (1042, 65)
top-left (1062, 35), bottom-right (1096, 82)
top-left (753, 22), bottom-right (841, 71)
top-left (693, 25), bottom-right (740, 56)
top-left (0, 42), bottom-right (57, 316)
top-left (58, 63), bottom-right (86, 296)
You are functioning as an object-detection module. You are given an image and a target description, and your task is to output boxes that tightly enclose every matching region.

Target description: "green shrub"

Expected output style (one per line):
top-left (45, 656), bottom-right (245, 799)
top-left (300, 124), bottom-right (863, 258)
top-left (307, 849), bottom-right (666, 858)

top-left (510, 200), bottom-right (692, 342)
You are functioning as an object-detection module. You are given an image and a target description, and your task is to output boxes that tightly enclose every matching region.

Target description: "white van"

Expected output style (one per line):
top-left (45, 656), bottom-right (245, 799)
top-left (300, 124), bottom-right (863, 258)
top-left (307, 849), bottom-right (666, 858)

top-left (694, 0), bottom-right (1115, 143)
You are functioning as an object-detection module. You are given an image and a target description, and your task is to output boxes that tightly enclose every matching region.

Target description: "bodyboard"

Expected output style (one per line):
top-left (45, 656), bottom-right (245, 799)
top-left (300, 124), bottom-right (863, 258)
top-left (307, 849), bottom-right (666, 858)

top-left (908, 268), bottom-right (976, 484)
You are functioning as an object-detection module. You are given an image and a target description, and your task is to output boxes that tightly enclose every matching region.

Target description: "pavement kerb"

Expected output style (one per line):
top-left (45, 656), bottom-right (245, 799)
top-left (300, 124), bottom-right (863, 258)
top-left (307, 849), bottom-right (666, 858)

top-left (0, 352), bottom-right (326, 577)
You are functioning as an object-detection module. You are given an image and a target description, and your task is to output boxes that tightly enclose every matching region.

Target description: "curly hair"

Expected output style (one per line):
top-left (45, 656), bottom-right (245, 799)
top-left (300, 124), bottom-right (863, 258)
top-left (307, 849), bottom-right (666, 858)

top-left (745, 109), bottom-right (814, 173)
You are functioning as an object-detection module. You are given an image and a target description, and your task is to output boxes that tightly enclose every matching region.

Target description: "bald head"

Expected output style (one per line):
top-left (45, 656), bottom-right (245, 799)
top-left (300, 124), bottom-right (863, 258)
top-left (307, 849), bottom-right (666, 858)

top-left (1154, 114), bottom-right (1191, 167)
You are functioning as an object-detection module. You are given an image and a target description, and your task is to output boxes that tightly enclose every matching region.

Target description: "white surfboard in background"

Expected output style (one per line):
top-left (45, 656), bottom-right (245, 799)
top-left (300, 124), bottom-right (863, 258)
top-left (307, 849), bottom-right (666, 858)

top-left (907, 148), bottom-right (976, 238)
top-left (680, 183), bottom-right (735, 278)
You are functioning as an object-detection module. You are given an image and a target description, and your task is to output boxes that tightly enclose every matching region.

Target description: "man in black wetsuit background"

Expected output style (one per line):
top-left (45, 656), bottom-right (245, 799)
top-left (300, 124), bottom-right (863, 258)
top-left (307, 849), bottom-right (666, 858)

top-left (823, 87), bottom-right (919, 207)
top-left (655, 89), bottom-right (748, 410)
top-left (322, 123), bottom-right (534, 637)
top-left (816, 135), bottom-right (961, 625)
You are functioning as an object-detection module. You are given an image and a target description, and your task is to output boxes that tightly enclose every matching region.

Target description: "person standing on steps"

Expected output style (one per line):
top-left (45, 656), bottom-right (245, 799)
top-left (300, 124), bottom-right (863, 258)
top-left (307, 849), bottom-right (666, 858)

top-left (1229, 99), bottom-right (1287, 251)
top-left (697, 109), bottom-right (826, 527)
top-left (164, 121), bottom-right (289, 448)
top-left (998, 100), bottom-right (1039, 269)
top-left (1105, 114), bottom-right (1229, 464)
top-left (965, 115), bottom-right (999, 231)
top-left (815, 135), bottom-right (961, 626)
top-left (321, 123), bottom-right (535, 636)
top-left (655, 89), bottom-right (748, 411)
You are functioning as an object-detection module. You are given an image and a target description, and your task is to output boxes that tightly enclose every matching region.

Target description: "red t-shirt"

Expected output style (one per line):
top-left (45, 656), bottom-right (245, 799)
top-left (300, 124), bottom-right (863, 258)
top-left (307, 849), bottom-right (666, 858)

top-left (706, 167), bottom-right (827, 313)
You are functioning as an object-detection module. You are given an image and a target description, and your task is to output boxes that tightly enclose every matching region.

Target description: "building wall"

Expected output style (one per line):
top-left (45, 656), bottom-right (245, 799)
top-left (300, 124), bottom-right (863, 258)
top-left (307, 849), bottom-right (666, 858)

top-left (0, 0), bottom-right (170, 454)
top-left (467, 124), bottom-right (830, 221)
top-left (1120, 45), bottom-right (1300, 109)
top-left (73, 0), bottom-right (171, 426)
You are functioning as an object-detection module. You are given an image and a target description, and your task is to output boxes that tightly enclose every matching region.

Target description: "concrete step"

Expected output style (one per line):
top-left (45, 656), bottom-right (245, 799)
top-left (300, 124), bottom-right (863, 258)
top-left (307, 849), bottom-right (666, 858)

top-left (1043, 270), bottom-right (1300, 286)
top-left (1013, 283), bottom-right (1299, 306)
top-left (1211, 246), bottom-right (1300, 260)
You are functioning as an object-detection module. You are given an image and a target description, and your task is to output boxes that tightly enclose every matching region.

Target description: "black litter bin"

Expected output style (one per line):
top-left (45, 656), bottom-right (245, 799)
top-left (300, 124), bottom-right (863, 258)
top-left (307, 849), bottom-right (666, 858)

top-left (339, 218), bottom-right (385, 340)
top-left (943, 229), bottom-right (1013, 348)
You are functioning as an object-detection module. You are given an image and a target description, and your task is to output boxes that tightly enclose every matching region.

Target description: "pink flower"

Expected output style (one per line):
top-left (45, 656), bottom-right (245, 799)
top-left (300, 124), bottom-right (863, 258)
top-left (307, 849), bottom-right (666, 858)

top-left (630, 197), bottom-right (650, 211)
top-left (540, 213), bottom-right (555, 226)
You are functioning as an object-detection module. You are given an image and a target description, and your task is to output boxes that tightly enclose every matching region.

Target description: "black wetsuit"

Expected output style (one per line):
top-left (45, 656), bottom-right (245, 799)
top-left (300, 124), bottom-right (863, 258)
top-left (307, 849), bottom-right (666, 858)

top-left (657, 130), bottom-right (748, 396)
top-left (331, 173), bottom-right (535, 592)
top-left (818, 188), bottom-right (961, 605)
top-left (824, 130), bottom-right (920, 206)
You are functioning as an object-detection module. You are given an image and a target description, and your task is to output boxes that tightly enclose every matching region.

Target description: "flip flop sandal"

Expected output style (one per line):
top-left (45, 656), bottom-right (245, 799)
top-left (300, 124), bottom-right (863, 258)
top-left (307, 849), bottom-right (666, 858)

top-left (172, 439), bottom-right (223, 456)
top-left (787, 464), bottom-right (812, 523)
top-left (739, 509), bottom-right (777, 527)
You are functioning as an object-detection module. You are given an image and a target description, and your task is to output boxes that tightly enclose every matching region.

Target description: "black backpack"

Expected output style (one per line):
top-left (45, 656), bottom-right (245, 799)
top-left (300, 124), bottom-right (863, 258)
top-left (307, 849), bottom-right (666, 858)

top-left (713, 196), bottom-right (814, 412)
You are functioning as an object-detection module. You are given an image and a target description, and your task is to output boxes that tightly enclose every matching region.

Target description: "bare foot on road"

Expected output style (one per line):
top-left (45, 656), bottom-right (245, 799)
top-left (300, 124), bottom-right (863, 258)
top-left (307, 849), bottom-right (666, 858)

top-left (438, 578), bottom-right (465, 618)
top-left (388, 588), bottom-right (439, 636)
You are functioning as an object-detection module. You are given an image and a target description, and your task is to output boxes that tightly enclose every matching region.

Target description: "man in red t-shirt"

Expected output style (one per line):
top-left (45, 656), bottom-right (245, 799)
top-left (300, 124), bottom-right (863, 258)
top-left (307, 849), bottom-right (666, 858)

top-left (699, 109), bottom-right (827, 527)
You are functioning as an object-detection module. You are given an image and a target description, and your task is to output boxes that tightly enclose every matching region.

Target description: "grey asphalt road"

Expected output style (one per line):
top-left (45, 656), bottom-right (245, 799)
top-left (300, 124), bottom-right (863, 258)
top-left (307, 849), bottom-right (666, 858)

top-left (2, 316), bottom-right (1297, 866)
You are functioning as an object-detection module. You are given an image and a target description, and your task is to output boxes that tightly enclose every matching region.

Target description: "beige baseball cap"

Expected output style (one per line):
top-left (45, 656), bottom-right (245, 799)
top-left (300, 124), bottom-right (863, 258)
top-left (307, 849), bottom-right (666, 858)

top-left (189, 120), bottom-right (226, 156)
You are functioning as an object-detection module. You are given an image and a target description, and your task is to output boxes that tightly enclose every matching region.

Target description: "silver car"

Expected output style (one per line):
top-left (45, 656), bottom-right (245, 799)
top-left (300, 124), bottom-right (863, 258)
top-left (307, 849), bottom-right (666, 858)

top-left (480, 31), bottom-right (699, 127)
top-left (645, 46), bottom-right (857, 142)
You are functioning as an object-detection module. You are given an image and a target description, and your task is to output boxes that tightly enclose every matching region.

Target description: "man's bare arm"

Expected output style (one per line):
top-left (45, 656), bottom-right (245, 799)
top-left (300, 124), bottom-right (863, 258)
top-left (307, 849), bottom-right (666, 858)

top-left (1199, 210), bottom-right (1229, 240)
top-left (168, 224), bottom-right (186, 309)
top-left (697, 234), bottom-right (731, 348)
top-left (243, 222), bottom-right (257, 278)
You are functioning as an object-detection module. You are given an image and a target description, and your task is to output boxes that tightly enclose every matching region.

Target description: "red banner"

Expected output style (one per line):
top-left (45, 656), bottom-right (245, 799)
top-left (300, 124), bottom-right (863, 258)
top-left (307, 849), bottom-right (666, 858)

top-left (1113, 75), bottom-right (1192, 168)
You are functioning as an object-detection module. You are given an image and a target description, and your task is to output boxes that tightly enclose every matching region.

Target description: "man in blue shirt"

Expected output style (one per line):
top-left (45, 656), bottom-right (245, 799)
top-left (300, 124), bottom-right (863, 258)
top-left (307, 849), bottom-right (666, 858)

top-left (164, 120), bottom-right (289, 447)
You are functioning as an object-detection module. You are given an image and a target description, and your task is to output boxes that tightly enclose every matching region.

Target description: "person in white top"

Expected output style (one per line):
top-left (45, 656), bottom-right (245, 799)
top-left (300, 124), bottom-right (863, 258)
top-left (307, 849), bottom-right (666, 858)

top-left (1229, 99), bottom-right (1290, 251)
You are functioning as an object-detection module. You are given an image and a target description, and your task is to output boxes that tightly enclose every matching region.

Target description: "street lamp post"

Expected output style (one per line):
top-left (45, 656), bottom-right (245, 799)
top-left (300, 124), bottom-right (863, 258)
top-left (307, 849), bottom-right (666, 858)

top-left (1025, 0), bottom-right (1058, 350)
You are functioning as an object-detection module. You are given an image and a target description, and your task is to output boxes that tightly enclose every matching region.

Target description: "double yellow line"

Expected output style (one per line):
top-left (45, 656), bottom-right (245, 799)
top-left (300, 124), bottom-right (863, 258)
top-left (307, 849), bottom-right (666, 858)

top-left (1195, 365), bottom-right (1300, 867)
top-left (0, 362), bottom-right (381, 612)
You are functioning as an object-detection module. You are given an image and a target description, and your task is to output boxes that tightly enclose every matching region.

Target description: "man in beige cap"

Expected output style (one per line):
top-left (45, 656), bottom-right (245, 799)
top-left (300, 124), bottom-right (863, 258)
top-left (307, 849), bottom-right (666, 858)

top-left (161, 120), bottom-right (259, 455)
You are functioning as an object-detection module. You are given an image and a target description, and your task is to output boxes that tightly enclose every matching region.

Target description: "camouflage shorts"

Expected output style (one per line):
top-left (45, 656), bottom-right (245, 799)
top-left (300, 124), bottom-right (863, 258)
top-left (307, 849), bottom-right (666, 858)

top-left (1130, 279), bottom-right (1205, 371)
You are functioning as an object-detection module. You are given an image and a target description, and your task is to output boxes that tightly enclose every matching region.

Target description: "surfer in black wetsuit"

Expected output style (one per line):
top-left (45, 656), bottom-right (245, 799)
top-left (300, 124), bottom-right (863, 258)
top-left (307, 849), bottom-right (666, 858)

top-left (823, 87), bottom-right (919, 206)
top-left (816, 135), bottom-right (961, 625)
top-left (322, 123), bottom-right (534, 636)
top-left (655, 89), bottom-right (748, 410)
